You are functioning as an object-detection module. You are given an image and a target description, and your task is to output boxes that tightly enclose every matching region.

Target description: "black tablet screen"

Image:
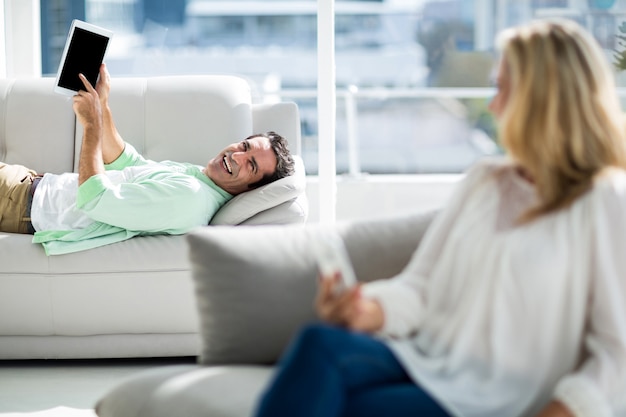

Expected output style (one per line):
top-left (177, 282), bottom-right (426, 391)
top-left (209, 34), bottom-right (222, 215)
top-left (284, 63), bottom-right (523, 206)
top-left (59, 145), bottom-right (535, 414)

top-left (58, 27), bottom-right (109, 92)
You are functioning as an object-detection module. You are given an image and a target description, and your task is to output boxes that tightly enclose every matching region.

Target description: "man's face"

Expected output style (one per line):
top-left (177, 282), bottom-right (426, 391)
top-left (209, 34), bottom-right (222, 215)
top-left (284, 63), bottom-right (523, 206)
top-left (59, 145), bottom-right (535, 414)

top-left (204, 136), bottom-right (277, 195)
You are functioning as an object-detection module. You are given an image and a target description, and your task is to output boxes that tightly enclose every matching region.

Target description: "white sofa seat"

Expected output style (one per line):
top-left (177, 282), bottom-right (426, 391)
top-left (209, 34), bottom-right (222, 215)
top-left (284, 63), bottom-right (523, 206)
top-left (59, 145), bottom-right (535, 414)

top-left (0, 75), bottom-right (307, 359)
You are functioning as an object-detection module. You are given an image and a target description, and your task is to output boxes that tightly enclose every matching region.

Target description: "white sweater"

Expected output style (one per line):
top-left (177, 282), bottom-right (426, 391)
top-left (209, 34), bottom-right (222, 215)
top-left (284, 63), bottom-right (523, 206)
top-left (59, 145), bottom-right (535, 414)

top-left (363, 158), bottom-right (626, 417)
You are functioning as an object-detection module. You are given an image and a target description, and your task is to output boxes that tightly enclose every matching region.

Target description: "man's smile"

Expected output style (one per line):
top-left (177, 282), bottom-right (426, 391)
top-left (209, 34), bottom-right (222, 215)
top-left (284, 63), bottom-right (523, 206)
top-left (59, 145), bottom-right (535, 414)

top-left (222, 155), bottom-right (233, 174)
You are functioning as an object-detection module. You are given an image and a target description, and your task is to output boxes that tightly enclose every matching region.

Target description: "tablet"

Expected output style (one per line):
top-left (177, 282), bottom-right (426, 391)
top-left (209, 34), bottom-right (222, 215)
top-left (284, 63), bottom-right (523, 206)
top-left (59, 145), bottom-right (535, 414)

top-left (54, 20), bottom-right (113, 96)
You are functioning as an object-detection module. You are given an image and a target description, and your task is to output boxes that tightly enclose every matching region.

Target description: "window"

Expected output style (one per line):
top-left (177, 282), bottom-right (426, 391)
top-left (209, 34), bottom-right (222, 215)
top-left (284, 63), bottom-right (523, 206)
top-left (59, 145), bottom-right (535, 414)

top-left (40, 0), bottom-right (626, 175)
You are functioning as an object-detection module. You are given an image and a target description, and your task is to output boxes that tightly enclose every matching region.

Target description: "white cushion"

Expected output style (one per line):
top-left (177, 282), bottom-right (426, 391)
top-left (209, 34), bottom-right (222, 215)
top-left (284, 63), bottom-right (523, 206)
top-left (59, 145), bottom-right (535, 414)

top-left (210, 155), bottom-right (306, 225)
top-left (0, 78), bottom-right (76, 174)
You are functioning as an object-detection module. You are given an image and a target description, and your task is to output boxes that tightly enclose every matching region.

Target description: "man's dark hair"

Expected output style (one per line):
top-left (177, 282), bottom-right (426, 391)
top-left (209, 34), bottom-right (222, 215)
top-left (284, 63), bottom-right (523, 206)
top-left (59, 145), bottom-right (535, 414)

top-left (248, 131), bottom-right (295, 190)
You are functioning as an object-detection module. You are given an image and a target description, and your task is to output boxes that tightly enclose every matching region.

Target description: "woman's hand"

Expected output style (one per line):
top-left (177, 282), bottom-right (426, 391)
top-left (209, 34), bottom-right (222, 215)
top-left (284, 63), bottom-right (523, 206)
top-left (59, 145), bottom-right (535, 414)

top-left (315, 272), bottom-right (385, 333)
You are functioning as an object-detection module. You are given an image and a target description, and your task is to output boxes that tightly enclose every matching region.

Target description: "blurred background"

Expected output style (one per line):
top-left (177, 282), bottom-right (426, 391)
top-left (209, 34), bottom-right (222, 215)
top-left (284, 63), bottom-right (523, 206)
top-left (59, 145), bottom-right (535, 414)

top-left (34, 0), bottom-right (626, 177)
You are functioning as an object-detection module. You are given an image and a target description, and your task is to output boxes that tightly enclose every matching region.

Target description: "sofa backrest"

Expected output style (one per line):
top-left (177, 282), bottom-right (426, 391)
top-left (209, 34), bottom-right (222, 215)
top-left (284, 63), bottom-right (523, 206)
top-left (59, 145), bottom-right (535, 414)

top-left (0, 75), bottom-right (302, 173)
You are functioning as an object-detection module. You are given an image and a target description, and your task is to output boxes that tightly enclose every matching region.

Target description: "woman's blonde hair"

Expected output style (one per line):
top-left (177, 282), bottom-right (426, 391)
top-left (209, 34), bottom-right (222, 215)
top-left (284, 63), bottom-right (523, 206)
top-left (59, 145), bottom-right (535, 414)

top-left (497, 19), bottom-right (626, 220)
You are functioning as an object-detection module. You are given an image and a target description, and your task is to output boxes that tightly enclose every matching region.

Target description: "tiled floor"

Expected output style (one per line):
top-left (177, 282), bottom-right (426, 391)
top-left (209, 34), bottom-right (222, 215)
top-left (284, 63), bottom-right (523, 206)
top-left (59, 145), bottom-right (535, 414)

top-left (0, 357), bottom-right (196, 415)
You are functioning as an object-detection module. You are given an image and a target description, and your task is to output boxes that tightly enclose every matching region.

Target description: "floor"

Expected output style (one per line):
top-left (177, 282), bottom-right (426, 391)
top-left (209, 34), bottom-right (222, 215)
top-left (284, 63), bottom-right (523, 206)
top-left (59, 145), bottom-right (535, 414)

top-left (0, 357), bottom-right (197, 416)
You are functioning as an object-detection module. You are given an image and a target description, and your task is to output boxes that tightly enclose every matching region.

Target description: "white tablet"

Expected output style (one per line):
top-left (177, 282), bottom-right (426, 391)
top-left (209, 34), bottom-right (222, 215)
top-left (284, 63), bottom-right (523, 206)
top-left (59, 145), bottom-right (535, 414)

top-left (54, 20), bottom-right (113, 96)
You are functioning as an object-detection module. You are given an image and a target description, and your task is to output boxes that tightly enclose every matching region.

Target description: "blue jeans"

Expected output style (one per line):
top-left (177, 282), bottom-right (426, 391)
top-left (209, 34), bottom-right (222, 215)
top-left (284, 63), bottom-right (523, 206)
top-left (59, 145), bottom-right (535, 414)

top-left (254, 323), bottom-right (451, 417)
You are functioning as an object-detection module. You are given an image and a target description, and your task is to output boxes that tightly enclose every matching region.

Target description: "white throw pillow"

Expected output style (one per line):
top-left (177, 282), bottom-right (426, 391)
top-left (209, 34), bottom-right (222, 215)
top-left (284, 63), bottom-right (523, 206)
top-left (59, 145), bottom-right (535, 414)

top-left (209, 155), bottom-right (306, 225)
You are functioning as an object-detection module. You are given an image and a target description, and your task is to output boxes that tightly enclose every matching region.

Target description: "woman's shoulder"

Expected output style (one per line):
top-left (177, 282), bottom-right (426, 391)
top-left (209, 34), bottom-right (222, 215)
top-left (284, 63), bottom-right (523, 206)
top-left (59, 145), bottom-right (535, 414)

top-left (581, 168), bottom-right (626, 236)
top-left (589, 166), bottom-right (626, 210)
top-left (464, 156), bottom-right (518, 182)
top-left (593, 166), bottom-right (626, 190)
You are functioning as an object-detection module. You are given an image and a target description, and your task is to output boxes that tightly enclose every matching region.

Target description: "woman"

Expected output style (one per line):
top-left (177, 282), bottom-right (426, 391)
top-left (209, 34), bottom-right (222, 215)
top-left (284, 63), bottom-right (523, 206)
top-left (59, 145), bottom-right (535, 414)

top-left (254, 19), bottom-right (626, 417)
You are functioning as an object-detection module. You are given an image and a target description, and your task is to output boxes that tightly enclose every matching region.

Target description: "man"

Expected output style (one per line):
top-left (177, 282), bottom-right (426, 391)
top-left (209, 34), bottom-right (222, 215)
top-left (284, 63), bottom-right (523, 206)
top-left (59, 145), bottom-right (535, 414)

top-left (0, 65), bottom-right (294, 255)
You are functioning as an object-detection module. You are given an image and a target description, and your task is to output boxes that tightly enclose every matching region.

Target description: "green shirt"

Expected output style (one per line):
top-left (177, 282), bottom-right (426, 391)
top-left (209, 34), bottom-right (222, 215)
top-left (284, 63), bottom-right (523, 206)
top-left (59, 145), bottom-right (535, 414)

top-left (32, 143), bottom-right (232, 255)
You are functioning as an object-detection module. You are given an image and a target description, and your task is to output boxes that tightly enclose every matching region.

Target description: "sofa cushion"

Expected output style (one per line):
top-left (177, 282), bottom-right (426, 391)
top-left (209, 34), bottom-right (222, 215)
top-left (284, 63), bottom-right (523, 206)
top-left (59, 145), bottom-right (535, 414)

top-left (0, 78), bottom-right (76, 174)
top-left (186, 210), bottom-right (437, 365)
top-left (239, 193), bottom-right (308, 226)
top-left (95, 365), bottom-right (273, 417)
top-left (0, 234), bottom-right (198, 339)
top-left (210, 156), bottom-right (307, 225)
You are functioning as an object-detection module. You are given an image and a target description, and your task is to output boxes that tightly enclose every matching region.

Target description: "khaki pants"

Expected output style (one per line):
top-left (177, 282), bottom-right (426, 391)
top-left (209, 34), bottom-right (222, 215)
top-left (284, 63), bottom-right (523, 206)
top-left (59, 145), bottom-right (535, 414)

top-left (0, 162), bottom-right (38, 234)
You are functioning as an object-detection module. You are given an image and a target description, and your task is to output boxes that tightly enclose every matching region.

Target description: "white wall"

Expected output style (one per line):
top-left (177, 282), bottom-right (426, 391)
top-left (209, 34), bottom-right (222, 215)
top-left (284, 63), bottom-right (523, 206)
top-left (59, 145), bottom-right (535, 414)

top-left (0, 0), bottom-right (5, 78)
top-left (3, 0), bottom-right (40, 77)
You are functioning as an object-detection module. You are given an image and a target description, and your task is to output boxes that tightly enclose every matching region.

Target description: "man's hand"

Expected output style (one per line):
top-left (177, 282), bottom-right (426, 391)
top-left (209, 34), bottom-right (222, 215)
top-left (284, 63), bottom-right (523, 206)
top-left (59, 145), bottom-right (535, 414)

top-left (75, 73), bottom-right (105, 185)
top-left (73, 73), bottom-right (102, 131)
top-left (315, 273), bottom-right (385, 333)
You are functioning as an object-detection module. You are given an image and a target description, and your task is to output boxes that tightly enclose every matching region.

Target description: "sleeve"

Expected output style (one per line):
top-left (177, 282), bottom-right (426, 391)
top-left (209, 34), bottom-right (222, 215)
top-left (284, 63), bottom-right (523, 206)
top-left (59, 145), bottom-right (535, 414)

top-left (104, 142), bottom-right (149, 170)
top-left (553, 173), bottom-right (626, 417)
top-left (76, 173), bottom-right (210, 232)
top-left (361, 158), bottom-right (501, 338)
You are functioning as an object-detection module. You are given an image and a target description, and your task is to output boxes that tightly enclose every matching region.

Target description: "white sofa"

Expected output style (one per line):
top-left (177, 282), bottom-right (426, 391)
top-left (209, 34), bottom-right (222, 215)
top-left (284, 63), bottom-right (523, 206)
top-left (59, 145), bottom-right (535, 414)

top-left (0, 75), bottom-right (308, 360)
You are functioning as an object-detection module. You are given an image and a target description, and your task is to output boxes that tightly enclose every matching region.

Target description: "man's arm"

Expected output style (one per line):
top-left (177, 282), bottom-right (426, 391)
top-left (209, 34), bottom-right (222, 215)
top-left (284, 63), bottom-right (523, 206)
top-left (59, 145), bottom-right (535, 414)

top-left (95, 64), bottom-right (125, 164)
top-left (74, 73), bottom-right (104, 185)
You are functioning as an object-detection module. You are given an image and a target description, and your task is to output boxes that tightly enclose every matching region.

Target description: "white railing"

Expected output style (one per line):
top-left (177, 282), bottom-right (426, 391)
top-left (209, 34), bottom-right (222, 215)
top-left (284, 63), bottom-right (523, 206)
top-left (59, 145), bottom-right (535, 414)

top-left (278, 87), bottom-right (497, 175)
top-left (276, 86), bottom-right (626, 176)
